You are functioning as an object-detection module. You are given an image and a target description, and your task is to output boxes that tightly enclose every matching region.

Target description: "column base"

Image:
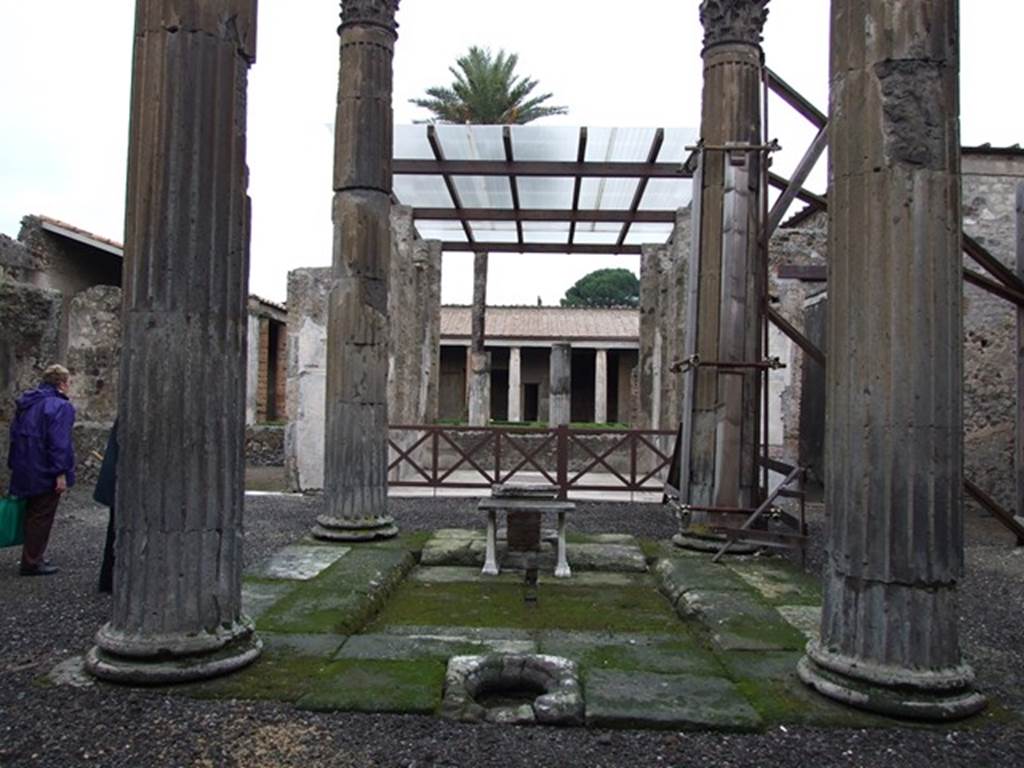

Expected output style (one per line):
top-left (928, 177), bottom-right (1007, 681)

top-left (85, 619), bottom-right (262, 685)
top-left (797, 641), bottom-right (986, 721)
top-left (672, 531), bottom-right (758, 555)
top-left (313, 514), bottom-right (398, 542)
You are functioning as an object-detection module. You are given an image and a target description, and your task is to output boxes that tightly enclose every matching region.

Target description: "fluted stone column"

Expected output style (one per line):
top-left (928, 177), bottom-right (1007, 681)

top-left (468, 252), bottom-right (490, 425)
top-left (549, 343), bottom-right (571, 427)
top-left (313, 0), bottom-right (400, 542)
top-left (508, 346), bottom-right (522, 422)
top-left (85, 0), bottom-right (261, 684)
top-left (594, 349), bottom-right (608, 424)
top-left (797, 0), bottom-right (984, 720)
top-left (677, 0), bottom-right (767, 550)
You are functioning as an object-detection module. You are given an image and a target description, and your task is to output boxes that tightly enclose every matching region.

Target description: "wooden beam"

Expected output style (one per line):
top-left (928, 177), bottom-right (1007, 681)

top-left (765, 67), bottom-right (827, 128)
top-left (426, 125), bottom-right (474, 243)
top-left (502, 126), bottom-right (523, 246)
top-left (393, 158), bottom-right (692, 179)
top-left (616, 128), bottom-right (665, 247)
top-left (767, 306), bottom-right (825, 368)
top-left (568, 128), bottom-right (588, 245)
top-left (412, 207), bottom-right (677, 223)
top-left (440, 241), bottom-right (643, 255)
top-left (767, 125), bottom-right (829, 236)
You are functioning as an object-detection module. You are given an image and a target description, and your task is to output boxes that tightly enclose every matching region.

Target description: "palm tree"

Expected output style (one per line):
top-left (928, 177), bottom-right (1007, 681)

top-left (413, 48), bottom-right (567, 425)
top-left (410, 47), bottom-right (567, 125)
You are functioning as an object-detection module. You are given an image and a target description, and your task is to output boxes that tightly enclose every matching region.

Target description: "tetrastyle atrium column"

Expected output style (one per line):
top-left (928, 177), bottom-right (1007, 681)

top-left (86, 0), bottom-right (261, 683)
top-left (797, 0), bottom-right (985, 720)
top-left (508, 347), bottom-right (522, 422)
top-left (594, 349), bottom-right (608, 424)
top-left (677, 0), bottom-right (768, 550)
top-left (468, 251), bottom-right (490, 426)
top-left (549, 343), bottom-right (571, 427)
top-left (314, 0), bottom-right (400, 542)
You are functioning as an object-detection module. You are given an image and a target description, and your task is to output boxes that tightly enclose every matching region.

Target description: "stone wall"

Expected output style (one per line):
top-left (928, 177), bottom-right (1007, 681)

top-left (246, 424), bottom-right (285, 467)
top-left (67, 285), bottom-right (122, 423)
top-left (960, 152), bottom-right (1024, 512)
top-left (638, 209), bottom-right (691, 431)
top-left (285, 208), bottom-right (443, 492)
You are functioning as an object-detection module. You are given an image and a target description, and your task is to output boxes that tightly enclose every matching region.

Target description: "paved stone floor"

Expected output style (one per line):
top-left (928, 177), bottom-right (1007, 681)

top-left (128, 528), bottom-right (899, 731)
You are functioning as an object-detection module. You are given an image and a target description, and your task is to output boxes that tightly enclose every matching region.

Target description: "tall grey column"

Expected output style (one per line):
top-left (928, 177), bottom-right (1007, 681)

top-left (468, 252), bottom-right (490, 425)
top-left (86, 0), bottom-right (261, 683)
top-left (508, 346), bottom-right (522, 422)
top-left (549, 343), bottom-right (571, 427)
top-left (594, 348), bottom-right (608, 424)
top-left (677, 0), bottom-right (767, 550)
top-left (314, 0), bottom-right (400, 542)
top-left (797, 0), bottom-right (984, 720)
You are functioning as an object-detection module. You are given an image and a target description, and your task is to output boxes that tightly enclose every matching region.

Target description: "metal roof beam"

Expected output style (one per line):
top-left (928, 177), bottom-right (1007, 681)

top-left (441, 242), bottom-right (643, 255)
top-left (412, 208), bottom-right (677, 223)
top-left (616, 128), bottom-right (665, 248)
top-left (393, 159), bottom-right (693, 179)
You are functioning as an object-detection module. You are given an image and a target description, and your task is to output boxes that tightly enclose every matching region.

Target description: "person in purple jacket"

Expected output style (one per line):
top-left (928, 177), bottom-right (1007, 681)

top-left (8, 364), bottom-right (76, 576)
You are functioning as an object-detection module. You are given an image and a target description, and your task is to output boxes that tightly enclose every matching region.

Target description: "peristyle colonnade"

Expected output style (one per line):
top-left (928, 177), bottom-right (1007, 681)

top-left (86, 0), bottom-right (983, 720)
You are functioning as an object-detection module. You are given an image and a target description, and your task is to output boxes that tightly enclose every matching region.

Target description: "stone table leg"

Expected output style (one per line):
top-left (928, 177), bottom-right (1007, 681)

top-left (482, 509), bottom-right (499, 576)
top-left (554, 510), bottom-right (571, 578)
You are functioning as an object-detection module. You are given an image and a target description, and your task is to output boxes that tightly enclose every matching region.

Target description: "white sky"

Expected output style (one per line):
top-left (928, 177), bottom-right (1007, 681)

top-left (1, 2), bottom-right (1020, 305)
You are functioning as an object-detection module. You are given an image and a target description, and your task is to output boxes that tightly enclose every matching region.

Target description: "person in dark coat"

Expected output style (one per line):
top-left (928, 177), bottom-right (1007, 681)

top-left (8, 364), bottom-right (76, 576)
top-left (93, 420), bottom-right (118, 593)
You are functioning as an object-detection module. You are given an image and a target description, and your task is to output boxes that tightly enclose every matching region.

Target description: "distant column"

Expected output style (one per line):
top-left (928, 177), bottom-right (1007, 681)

top-left (508, 347), bottom-right (522, 422)
top-left (314, 0), bottom-right (401, 542)
top-left (797, 0), bottom-right (984, 720)
top-left (468, 252), bottom-right (490, 425)
top-left (594, 349), bottom-right (608, 424)
top-left (86, 0), bottom-right (261, 684)
top-left (549, 343), bottom-right (571, 427)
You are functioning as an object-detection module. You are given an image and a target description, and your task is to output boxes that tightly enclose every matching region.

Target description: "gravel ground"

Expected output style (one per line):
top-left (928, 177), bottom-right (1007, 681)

top-left (1, 489), bottom-right (1022, 768)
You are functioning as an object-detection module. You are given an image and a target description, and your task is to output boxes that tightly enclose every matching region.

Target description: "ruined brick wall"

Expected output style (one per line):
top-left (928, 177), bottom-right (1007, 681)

top-left (285, 209), bottom-right (442, 491)
top-left (67, 285), bottom-right (121, 423)
top-left (638, 208), bottom-right (691, 431)
top-left (961, 152), bottom-right (1024, 512)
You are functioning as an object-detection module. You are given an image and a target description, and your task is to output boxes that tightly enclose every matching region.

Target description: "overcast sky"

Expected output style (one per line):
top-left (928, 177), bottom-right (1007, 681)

top-left (1, 2), bottom-right (1020, 305)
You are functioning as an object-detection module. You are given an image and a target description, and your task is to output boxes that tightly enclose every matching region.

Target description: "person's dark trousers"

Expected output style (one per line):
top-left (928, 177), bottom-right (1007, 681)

top-left (20, 491), bottom-right (61, 569)
top-left (98, 508), bottom-right (115, 593)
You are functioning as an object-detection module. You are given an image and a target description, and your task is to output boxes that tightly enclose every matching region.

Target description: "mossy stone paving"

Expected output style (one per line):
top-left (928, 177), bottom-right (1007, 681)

top-left (165, 530), bottom-right (952, 729)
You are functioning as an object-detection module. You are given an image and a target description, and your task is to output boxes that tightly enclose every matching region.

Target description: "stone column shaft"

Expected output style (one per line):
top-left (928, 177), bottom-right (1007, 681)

top-left (468, 251), bottom-right (490, 425)
top-left (508, 346), bottom-right (522, 422)
top-left (87, 0), bottom-right (261, 684)
top-left (549, 343), bottom-right (571, 427)
top-left (798, 0), bottom-right (984, 720)
top-left (315, 0), bottom-right (400, 541)
top-left (677, 0), bottom-right (768, 549)
top-left (594, 348), bottom-right (608, 424)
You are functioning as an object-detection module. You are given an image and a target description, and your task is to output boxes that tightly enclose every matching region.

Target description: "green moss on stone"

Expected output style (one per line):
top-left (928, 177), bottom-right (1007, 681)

top-left (367, 578), bottom-right (688, 635)
top-left (258, 549), bottom-right (414, 635)
top-left (296, 658), bottom-right (445, 714)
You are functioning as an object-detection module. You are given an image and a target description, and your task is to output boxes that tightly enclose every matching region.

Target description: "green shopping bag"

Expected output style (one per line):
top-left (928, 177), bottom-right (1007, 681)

top-left (0, 496), bottom-right (26, 547)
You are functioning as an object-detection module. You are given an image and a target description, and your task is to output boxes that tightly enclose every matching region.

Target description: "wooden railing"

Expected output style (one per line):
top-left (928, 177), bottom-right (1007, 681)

top-left (387, 424), bottom-right (677, 498)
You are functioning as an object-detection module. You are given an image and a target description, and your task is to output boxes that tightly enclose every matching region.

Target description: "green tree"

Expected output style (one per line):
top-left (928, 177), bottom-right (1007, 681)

top-left (561, 268), bottom-right (640, 308)
top-left (410, 47), bottom-right (567, 124)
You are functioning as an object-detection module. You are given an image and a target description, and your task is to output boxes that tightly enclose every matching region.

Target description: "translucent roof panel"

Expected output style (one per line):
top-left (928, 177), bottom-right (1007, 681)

top-left (452, 175), bottom-right (513, 208)
top-left (577, 177), bottom-right (640, 211)
top-left (433, 124), bottom-right (506, 160)
top-left (585, 127), bottom-right (659, 162)
top-left (393, 175), bottom-right (453, 208)
top-left (392, 125), bottom-right (698, 252)
top-left (641, 179), bottom-right (694, 210)
top-left (517, 177), bottom-right (575, 209)
top-left (508, 126), bottom-right (580, 161)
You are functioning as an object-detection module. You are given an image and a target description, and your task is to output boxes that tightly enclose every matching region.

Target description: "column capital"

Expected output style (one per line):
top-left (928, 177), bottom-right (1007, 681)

top-left (340, 0), bottom-right (400, 34)
top-left (699, 0), bottom-right (769, 51)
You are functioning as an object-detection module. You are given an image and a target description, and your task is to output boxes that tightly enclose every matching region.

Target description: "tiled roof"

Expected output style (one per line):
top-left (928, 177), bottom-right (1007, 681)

top-left (441, 306), bottom-right (639, 341)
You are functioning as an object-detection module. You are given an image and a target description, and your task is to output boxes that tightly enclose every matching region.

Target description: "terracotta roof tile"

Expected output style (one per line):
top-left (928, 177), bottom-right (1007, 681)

top-left (441, 306), bottom-right (638, 341)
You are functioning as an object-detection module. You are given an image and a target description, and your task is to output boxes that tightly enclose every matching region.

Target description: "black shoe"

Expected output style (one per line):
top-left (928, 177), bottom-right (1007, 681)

top-left (19, 564), bottom-right (59, 576)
